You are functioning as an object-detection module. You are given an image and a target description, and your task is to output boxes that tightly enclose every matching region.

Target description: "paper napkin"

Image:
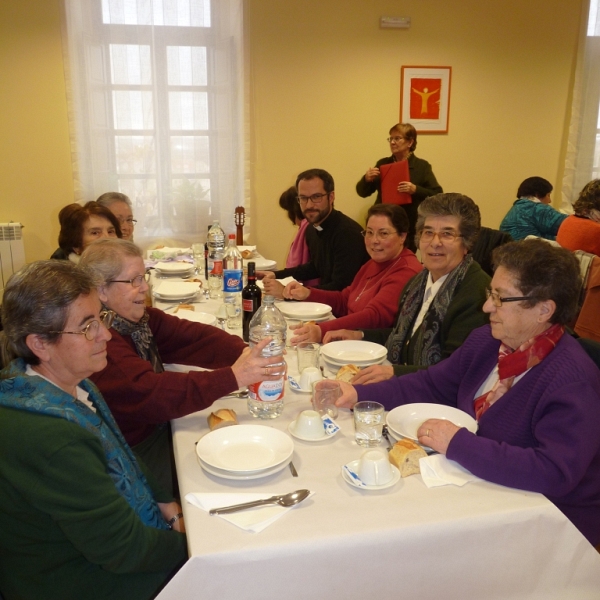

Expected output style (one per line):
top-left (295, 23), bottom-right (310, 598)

top-left (185, 491), bottom-right (313, 533)
top-left (419, 454), bottom-right (482, 488)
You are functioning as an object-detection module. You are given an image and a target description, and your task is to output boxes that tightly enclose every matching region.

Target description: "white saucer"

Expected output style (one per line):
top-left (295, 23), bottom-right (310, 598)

top-left (342, 460), bottom-right (400, 491)
top-left (197, 456), bottom-right (290, 480)
top-left (288, 419), bottom-right (339, 442)
top-left (153, 291), bottom-right (200, 302)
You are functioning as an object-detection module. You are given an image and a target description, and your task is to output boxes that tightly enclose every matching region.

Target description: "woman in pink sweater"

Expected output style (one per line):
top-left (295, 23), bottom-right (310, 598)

top-left (287, 204), bottom-right (422, 343)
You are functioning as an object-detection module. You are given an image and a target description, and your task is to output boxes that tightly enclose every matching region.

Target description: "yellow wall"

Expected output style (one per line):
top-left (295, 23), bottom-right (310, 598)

top-left (0, 0), bottom-right (74, 262)
top-left (247, 0), bottom-right (584, 266)
top-left (0, 0), bottom-right (585, 265)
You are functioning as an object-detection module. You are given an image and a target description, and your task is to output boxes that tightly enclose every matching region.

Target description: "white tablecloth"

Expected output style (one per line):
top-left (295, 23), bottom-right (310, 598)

top-left (158, 351), bottom-right (600, 600)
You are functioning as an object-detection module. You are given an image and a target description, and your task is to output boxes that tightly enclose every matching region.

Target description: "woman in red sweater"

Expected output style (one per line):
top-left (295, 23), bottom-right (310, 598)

top-left (288, 204), bottom-right (422, 343)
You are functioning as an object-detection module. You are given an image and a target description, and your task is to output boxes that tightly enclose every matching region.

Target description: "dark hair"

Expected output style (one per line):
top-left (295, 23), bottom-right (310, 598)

top-left (96, 191), bottom-right (132, 209)
top-left (58, 201), bottom-right (122, 255)
top-left (389, 123), bottom-right (417, 151)
top-left (416, 193), bottom-right (481, 251)
top-left (366, 204), bottom-right (409, 234)
top-left (1, 261), bottom-right (100, 365)
top-left (492, 239), bottom-right (581, 324)
top-left (516, 177), bottom-right (553, 200)
top-left (278, 187), bottom-right (303, 225)
top-left (572, 179), bottom-right (600, 217)
top-left (295, 169), bottom-right (335, 194)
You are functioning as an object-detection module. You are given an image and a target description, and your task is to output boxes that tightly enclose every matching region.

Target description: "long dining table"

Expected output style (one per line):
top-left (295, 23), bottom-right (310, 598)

top-left (155, 344), bottom-right (600, 599)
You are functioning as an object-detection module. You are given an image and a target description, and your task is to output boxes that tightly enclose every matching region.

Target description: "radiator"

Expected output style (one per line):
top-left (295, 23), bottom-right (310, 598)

top-left (0, 223), bottom-right (26, 297)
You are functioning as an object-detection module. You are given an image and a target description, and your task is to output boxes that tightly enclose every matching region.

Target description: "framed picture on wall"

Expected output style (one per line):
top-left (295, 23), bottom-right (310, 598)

top-left (400, 66), bottom-right (452, 134)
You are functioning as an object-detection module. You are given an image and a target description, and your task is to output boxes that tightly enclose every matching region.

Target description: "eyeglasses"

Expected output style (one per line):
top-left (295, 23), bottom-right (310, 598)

top-left (420, 230), bottom-right (462, 243)
top-left (107, 271), bottom-right (150, 287)
top-left (297, 193), bottom-right (329, 205)
top-left (485, 288), bottom-right (536, 307)
top-left (118, 218), bottom-right (137, 226)
top-left (387, 136), bottom-right (405, 143)
top-left (361, 229), bottom-right (398, 240)
top-left (50, 310), bottom-right (115, 341)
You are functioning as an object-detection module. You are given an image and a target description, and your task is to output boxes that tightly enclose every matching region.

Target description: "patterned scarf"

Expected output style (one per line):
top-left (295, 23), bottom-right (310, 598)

top-left (473, 323), bottom-right (564, 420)
top-left (0, 358), bottom-right (168, 529)
top-left (386, 255), bottom-right (473, 366)
top-left (109, 308), bottom-right (164, 373)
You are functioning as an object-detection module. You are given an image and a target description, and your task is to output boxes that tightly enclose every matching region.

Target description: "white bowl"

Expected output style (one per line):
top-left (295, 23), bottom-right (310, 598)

top-left (386, 403), bottom-right (478, 441)
top-left (277, 302), bottom-right (333, 320)
top-left (153, 281), bottom-right (202, 299)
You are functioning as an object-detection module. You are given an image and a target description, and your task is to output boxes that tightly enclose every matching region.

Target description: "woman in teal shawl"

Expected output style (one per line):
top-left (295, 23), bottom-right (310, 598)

top-left (0, 260), bottom-right (187, 600)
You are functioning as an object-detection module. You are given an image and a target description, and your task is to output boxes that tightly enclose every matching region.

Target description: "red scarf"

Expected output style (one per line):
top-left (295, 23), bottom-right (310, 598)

top-left (473, 323), bottom-right (564, 420)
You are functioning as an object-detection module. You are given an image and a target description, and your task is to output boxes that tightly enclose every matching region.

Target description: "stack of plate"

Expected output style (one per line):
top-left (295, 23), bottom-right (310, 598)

top-left (320, 340), bottom-right (387, 370)
top-left (277, 302), bottom-right (333, 322)
top-left (172, 309), bottom-right (217, 326)
top-left (386, 403), bottom-right (478, 444)
top-left (195, 425), bottom-right (294, 480)
top-left (154, 261), bottom-right (195, 278)
top-left (153, 280), bottom-right (202, 302)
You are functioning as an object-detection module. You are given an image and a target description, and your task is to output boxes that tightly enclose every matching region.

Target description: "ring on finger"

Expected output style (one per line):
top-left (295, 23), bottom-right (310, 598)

top-left (426, 429), bottom-right (431, 437)
top-left (263, 367), bottom-right (269, 376)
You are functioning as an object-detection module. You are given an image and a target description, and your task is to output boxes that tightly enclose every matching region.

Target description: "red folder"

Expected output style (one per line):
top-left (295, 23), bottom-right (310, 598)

top-left (380, 160), bottom-right (412, 205)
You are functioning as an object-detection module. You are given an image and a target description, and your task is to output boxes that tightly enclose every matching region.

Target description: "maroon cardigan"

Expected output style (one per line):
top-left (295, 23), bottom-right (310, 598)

top-left (90, 307), bottom-right (246, 446)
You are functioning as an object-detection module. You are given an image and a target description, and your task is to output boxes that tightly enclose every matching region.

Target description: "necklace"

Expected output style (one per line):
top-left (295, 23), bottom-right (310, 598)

top-left (354, 254), bottom-right (403, 302)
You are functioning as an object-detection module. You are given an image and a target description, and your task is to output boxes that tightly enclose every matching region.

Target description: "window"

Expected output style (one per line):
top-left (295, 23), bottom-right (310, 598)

top-left (63, 0), bottom-right (244, 245)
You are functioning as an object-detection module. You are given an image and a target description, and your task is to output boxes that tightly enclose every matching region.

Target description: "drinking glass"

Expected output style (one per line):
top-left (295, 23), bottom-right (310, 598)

top-left (297, 342), bottom-right (320, 373)
top-left (192, 243), bottom-right (204, 275)
top-left (312, 380), bottom-right (340, 419)
top-left (353, 401), bottom-right (384, 447)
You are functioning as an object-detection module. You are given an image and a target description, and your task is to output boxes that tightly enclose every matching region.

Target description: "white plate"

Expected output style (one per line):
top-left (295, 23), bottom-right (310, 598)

top-left (287, 419), bottom-right (339, 442)
top-left (252, 257), bottom-right (277, 270)
top-left (277, 302), bottom-right (333, 319)
top-left (322, 355), bottom-right (386, 369)
top-left (321, 340), bottom-right (387, 365)
top-left (153, 291), bottom-right (199, 302)
top-left (155, 261), bottom-right (194, 273)
top-left (195, 424), bottom-right (294, 473)
top-left (197, 456), bottom-right (290, 480)
top-left (154, 281), bottom-right (202, 299)
top-left (171, 310), bottom-right (217, 326)
top-left (342, 460), bottom-right (400, 491)
top-left (386, 403), bottom-right (478, 441)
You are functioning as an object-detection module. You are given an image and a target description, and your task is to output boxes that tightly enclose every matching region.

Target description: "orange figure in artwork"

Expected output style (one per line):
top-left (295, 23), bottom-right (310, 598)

top-left (409, 78), bottom-right (441, 119)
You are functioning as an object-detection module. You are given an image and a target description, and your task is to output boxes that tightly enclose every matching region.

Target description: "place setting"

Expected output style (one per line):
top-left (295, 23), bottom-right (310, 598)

top-left (152, 279), bottom-right (204, 303)
top-left (320, 340), bottom-right (387, 371)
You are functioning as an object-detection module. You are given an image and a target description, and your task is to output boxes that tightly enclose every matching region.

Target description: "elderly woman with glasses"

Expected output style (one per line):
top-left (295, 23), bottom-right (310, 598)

top-left (335, 239), bottom-right (600, 547)
top-left (96, 191), bottom-right (137, 241)
top-left (284, 204), bottom-right (422, 344)
top-left (356, 123), bottom-right (443, 251)
top-left (0, 261), bottom-right (187, 600)
top-left (328, 193), bottom-right (490, 384)
top-left (80, 238), bottom-right (284, 495)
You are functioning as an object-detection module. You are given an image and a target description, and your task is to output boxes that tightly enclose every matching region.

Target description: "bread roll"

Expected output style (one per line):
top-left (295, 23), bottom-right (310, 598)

top-left (174, 303), bottom-right (195, 313)
top-left (207, 408), bottom-right (238, 430)
top-left (335, 364), bottom-right (360, 383)
top-left (388, 439), bottom-right (427, 477)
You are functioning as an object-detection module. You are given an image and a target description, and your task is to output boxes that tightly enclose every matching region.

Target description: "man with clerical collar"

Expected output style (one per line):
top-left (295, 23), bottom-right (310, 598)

top-left (261, 168), bottom-right (369, 295)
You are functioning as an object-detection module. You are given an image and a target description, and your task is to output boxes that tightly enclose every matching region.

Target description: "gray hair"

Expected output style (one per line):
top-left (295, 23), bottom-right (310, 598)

top-left (96, 191), bottom-right (133, 210)
top-left (79, 238), bottom-right (143, 283)
top-left (415, 193), bottom-right (481, 251)
top-left (1, 261), bottom-right (99, 365)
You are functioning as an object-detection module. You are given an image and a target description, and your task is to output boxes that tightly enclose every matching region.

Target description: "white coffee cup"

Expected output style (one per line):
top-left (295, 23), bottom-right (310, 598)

top-left (299, 366), bottom-right (322, 390)
top-left (357, 449), bottom-right (393, 485)
top-left (294, 410), bottom-right (325, 439)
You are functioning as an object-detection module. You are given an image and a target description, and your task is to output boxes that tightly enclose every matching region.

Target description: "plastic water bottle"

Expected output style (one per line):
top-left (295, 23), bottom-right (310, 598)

top-left (206, 220), bottom-right (225, 273)
top-left (247, 296), bottom-right (286, 419)
top-left (223, 234), bottom-right (243, 329)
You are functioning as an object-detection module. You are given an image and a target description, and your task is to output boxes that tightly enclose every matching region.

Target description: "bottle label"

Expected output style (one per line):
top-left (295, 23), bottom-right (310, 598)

top-left (223, 269), bottom-right (243, 292)
top-left (248, 378), bottom-right (285, 402)
top-left (211, 260), bottom-right (223, 275)
top-left (242, 298), bottom-right (256, 311)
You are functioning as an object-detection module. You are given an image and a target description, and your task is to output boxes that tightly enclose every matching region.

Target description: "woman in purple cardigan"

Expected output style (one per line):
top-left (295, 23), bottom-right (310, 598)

top-left (337, 239), bottom-right (600, 546)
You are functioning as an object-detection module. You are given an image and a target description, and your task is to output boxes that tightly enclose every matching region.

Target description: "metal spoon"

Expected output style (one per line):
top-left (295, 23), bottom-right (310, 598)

top-left (209, 489), bottom-right (311, 515)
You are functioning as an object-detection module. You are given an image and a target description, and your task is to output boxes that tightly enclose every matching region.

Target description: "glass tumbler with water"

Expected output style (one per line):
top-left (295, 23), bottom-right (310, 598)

top-left (247, 296), bottom-right (287, 419)
top-left (354, 401), bottom-right (385, 447)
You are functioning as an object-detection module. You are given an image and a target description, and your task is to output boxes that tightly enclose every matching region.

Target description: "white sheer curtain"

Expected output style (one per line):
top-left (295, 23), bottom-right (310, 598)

top-left (562, 0), bottom-right (600, 210)
top-left (61, 0), bottom-right (244, 248)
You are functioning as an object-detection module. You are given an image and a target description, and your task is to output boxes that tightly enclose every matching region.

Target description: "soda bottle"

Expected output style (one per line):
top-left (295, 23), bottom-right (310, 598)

top-left (242, 261), bottom-right (261, 342)
top-left (223, 234), bottom-right (243, 328)
top-left (247, 296), bottom-right (286, 419)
